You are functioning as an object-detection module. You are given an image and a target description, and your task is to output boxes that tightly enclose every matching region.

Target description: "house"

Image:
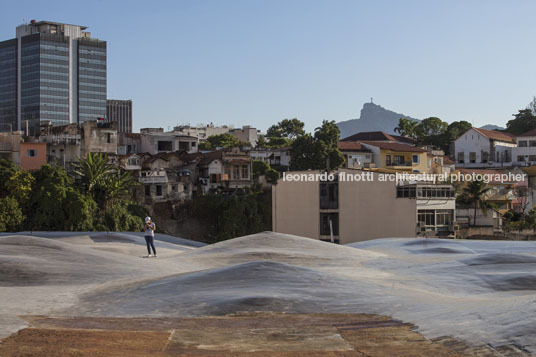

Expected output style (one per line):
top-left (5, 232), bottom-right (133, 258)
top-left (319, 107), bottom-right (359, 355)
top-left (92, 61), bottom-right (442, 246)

top-left (338, 142), bottom-right (373, 169)
top-left (272, 169), bottom-right (456, 244)
top-left (140, 128), bottom-right (198, 154)
top-left (172, 124), bottom-right (230, 142)
top-left (360, 141), bottom-right (429, 173)
top-left (453, 128), bottom-right (516, 167)
top-left (512, 129), bottom-right (536, 166)
top-left (20, 142), bottom-right (47, 170)
top-left (268, 146), bottom-right (291, 168)
top-left (139, 153), bottom-right (191, 203)
top-left (117, 133), bottom-right (141, 155)
top-left (197, 148), bottom-right (252, 192)
top-left (81, 120), bottom-right (118, 156)
top-left (119, 154), bottom-right (142, 171)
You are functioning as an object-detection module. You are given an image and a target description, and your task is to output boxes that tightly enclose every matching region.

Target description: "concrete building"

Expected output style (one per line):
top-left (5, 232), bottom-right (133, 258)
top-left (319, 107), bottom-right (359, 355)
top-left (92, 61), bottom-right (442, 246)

top-left (172, 124), bottom-right (230, 142)
top-left (453, 128), bottom-right (516, 168)
top-left (229, 126), bottom-right (259, 147)
top-left (140, 128), bottom-right (198, 154)
top-left (198, 148), bottom-right (252, 192)
top-left (0, 20), bottom-right (106, 135)
top-left (0, 131), bottom-right (22, 164)
top-left (81, 120), bottom-right (117, 157)
top-left (117, 133), bottom-right (141, 155)
top-left (512, 129), bottom-right (536, 166)
top-left (272, 169), bottom-right (456, 244)
top-left (106, 100), bottom-right (132, 133)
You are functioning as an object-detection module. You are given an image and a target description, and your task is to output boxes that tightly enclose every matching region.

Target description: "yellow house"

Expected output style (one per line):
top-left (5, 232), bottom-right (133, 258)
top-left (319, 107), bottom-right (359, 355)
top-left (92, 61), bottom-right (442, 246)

top-left (360, 141), bottom-right (429, 173)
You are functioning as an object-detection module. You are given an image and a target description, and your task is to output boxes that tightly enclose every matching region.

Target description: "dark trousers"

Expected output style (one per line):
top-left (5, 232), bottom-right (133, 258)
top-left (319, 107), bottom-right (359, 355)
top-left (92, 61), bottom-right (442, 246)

top-left (145, 236), bottom-right (156, 255)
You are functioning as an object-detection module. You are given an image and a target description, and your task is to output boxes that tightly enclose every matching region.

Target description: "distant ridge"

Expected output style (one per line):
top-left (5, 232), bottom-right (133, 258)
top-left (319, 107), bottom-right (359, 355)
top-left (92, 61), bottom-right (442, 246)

top-left (337, 102), bottom-right (419, 139)
top-left (480, 124), bottom-right (505, 131)
top-left (337, 102), bottom-right (506, 139)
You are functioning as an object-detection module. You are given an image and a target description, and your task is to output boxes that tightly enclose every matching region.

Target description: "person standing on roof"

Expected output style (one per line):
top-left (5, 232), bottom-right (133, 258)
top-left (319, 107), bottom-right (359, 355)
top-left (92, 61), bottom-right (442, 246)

top-left (144, 216), bottom-right (157, 258)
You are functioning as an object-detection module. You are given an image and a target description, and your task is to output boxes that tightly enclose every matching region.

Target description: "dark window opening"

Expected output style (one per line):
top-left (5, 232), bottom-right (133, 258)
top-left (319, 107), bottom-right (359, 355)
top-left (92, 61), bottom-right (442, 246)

top-left (158, 141), bottom-right (172, 151)
top-left (156, 185), bottom-right (163, 196)
top-left (145, 185), bottom-right (150, 196)
top-left (320, 213), bottom-right (339, 236)
top-left (320, 182), bottom-right (338, 209)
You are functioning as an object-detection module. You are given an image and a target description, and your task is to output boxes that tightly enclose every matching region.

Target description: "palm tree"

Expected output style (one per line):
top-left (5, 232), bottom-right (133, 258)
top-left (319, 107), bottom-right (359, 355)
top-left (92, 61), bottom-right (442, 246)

top-left (459, 180), bottom-right (495, 226)
top-left (73, 153), bottom-right (138, 209)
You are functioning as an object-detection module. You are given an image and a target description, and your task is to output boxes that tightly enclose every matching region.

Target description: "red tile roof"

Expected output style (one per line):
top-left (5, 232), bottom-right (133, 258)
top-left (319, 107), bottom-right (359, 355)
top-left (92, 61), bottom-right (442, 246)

top-left (517, 128), bottom-right (536, 137)
top-left (360, 141), bottom-right (427, 153)
top-left (473, 128), bottom-right (515, 143)
top-left (338, 142), bottom-right (372, 152)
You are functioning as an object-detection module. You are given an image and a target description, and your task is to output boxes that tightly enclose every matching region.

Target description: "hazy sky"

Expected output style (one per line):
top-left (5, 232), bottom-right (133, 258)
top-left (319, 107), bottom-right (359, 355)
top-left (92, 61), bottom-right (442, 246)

top-left (1, 0), bottom-right (535, 133)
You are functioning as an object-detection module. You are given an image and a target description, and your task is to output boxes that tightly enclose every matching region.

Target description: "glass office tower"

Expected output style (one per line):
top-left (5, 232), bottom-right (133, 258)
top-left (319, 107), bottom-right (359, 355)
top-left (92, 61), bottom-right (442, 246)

top-left (0, 20), bottom-right (106, 135)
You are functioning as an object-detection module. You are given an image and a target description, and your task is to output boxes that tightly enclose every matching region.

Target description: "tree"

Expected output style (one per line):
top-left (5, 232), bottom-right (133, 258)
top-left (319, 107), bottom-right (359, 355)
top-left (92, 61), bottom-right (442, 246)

top-left (255, 135), bottom-right (268, 148)
top-left (266, 118), bottom-right (305, 139)
top-left (290, 120), bottom-right (344, 171)
top-left (458, 180), bottom-right (495, 226)
top-left (394, 118), bottom-right (419, 139)
top-left (73, 153), bottom-right (138, 210)
top-left (252, 160), bottom-right (280, 184)
top-left (0, 159), bottom-right (17, 197)
top-left (505, 109), bottom-right (536, 135)
top-left (0, 197), bottom-right (24, 232)
top-left (266, 137), bottom-right (291, 148)
top-left (206, 133), bottom-right (243, 148)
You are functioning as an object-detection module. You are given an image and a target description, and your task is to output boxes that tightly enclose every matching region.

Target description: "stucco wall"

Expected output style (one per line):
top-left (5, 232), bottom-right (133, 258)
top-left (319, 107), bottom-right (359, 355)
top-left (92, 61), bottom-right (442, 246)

top-left (338, 170), bottom-right (417, 243)
top-left (20, 142), bottom-right (47, 170)
top-left (272, 174), bottom-right (319, 239)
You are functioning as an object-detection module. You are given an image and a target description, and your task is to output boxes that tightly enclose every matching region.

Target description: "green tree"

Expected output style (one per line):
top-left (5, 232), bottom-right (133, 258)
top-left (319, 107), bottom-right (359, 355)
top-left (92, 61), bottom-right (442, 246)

top-left (0, 159), bottom-right (17, 197)
top-left (505, 109), bottom-right (536, 135)
top-left (255, 135), bottom-right (268, 148)
top-left (252, 160), bottom-right (280, 184)
top-left (6, 170), bottom-right (35, 205)
top-left (198, 141), bottom-right (212, 150)
top-left (206, 133), bottom-right (243, 148)
top-left (266, 137), bottom-right (291, 148)
top-left (290, 120), bottom-right (344, 171)
top-left (266, 118), bottom-right (305, 139)
top-left (458, 180), bottom-right (495, 226)
top-left (394, 118), bottom-right (419, 138)
top-left (0, 197), bottom-right (24, 232)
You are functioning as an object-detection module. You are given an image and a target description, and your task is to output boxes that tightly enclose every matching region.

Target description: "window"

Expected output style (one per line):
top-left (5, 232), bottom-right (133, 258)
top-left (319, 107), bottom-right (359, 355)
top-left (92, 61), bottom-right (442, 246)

top-left (386, 155), bottom-right (391, 165)
top-left (469, 152), bottom-right (476, 163)
top-left (320, 213), bottom-right (339, 236)
top-left (529, 155), bottom-right (536, 161)
top-left (191, 142), bottom-right (196, 147)
top-left (530, 141), bottom-right (536, 147)
top-left (178, 142), bottom-right (190, 151)
top-left (320, 182), bottom-right (338, 209)
top-left (157, 141), bottom-right (172, 151)
top-left (519, 141), bottom-right (528, 147)
top-left (145, 185), bottom-right (150, 196)
top-left (457, 152), bottom-right (464, 163)
top-left (210, 174), bottom-right (221, 183)
top-left (418, 210), bottom-right (435, 226)
top-left (233, 166), bottom-right (240, 179)
top-left (412, 155), bottom-right (420, 164)
top-left (394, 155), bottom-right (405, 165)
top-left (436, 210), bottom-right (453, 226)
top-left (156, 185), bottom-right (162, 196)
top-left (396, 186), bottom-right (416, 198)
top-left (171, 185), bottom-right (177, 192)
top-left (106, 133), bottom-right (111, 143)
top-left (242, 165), bottom-right (249, 179)
top-left (518, 155), bottom-right (526, 162)
top-left (27, 149), bottom-right (36, 157)
top-left (481, 151), bottom-right (489, 163)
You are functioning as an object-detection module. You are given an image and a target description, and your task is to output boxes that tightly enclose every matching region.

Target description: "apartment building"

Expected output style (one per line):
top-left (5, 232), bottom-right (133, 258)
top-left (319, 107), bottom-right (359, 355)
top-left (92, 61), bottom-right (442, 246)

top-left (272, 169), bottom-right (456, 244)
top-left (139, 128), bottom-right (198, 154)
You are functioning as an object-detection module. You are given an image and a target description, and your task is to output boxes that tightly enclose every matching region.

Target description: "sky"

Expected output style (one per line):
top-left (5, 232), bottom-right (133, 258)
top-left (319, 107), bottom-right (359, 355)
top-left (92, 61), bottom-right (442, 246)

top-left (1, 0), bottom-right (535, 133)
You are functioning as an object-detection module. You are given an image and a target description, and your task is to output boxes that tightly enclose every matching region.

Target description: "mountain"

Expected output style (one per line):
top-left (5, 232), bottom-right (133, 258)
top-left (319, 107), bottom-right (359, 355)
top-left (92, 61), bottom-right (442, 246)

top-left (337, 102), bottom-right (506, 139)
top-left (337, 102), bottom-right (419, 139)
top-left (480, 124), bottom-right (505, 131)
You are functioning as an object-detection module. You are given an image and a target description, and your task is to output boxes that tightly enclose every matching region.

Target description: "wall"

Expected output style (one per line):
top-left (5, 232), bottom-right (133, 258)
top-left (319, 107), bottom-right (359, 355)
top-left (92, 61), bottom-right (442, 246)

top-left (20, 142), bottom-right (47, 170)
top-left (81, 121), bottom-right (117, 156)
top-left (272, 174), bottom-right (320, 239)
top-left (454, 128), bottom-right (515, 167)
top-left (338, 170), bottom-right (417, 243)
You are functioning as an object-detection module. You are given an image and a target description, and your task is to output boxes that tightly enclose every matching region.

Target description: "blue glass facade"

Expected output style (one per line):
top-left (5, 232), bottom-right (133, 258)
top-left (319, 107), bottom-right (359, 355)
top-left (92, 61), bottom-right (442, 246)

top-left (78, 39), bottom-right (106, 122)
top-left (0, 23), bottom-right (107, 134)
